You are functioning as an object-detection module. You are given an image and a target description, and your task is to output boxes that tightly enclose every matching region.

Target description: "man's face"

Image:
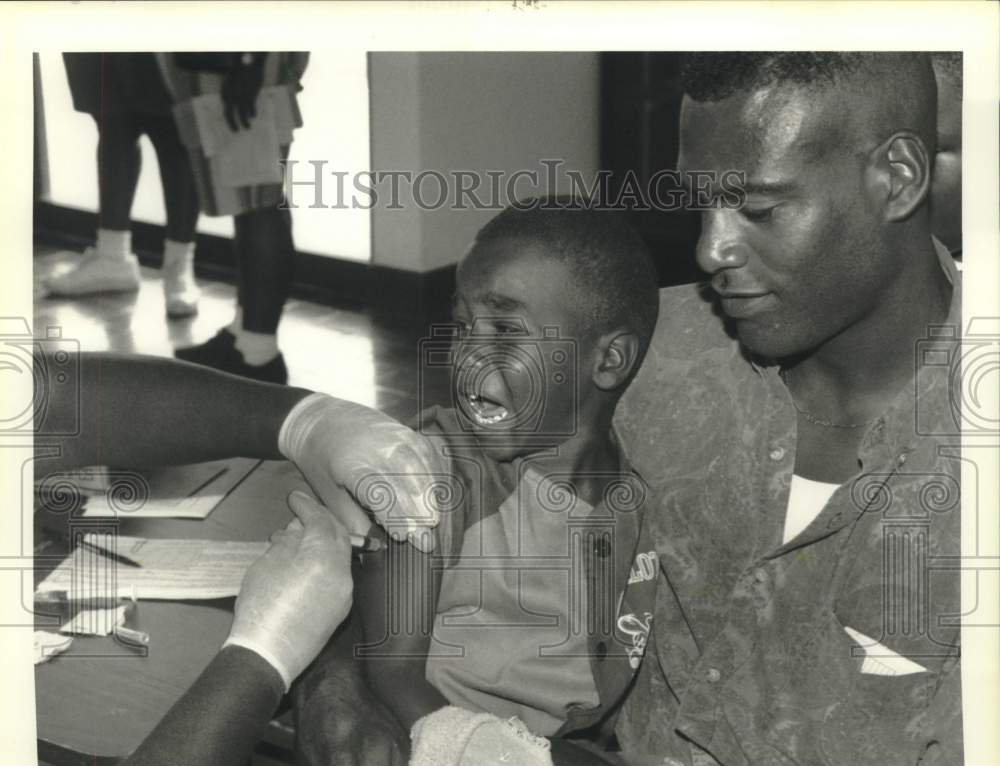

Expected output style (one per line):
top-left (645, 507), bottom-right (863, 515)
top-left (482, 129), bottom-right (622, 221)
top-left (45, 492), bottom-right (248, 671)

top-left (678, 86), bottom-right (894, 360)
top-left (451, 239), bottom-right (583, 460)
top-left (930, 69), bottom-right (962, 254)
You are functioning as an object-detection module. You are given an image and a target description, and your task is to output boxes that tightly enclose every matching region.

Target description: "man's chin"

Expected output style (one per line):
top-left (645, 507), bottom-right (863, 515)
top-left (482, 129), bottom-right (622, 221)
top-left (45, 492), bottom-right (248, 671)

top-left (735, 324), bottom-right (804, 363)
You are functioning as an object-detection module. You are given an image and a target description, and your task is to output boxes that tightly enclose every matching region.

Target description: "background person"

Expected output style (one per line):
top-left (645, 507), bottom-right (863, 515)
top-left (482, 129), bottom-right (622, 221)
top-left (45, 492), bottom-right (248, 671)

top-left (163, 52), bottom-right (309, 384)
top-left (46, 53), bottom-right (201, 317)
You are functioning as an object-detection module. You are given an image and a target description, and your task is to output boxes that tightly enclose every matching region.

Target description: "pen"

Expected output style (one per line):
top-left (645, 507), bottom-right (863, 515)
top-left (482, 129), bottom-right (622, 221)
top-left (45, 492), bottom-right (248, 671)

top-left (79, 540), bottom-right (143, 568)
top-left (115, 626), bottom-right (150, 645)
top-left (115, 598), bottom-right (149, 645)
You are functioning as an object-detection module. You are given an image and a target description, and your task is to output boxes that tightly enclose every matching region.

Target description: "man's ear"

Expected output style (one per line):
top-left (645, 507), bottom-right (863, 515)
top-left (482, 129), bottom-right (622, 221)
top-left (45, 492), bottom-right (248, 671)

top-left (867, 131), bottom-right (932, 222)
top-left (592, 331), bottom-right (641, 391)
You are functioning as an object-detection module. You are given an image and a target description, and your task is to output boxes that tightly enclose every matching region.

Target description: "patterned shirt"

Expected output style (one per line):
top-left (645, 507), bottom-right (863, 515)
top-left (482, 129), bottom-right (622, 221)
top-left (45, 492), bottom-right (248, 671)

top-left (613, 241), bottom-right (962, 765)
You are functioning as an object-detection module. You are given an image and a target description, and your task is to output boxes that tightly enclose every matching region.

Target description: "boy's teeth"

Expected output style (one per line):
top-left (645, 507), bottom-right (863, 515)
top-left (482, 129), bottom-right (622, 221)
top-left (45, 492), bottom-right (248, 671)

top-left (467, 393), bottom-right (508, 424)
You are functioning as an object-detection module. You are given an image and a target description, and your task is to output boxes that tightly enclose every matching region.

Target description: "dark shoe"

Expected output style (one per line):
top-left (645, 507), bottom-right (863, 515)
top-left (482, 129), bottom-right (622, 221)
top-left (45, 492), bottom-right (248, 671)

top-left (174, 328), bottom-right (239, 367)
top-left (229, 353), bottom-right (288, 385)
top-left (175, 329), bottom-right (287, 384)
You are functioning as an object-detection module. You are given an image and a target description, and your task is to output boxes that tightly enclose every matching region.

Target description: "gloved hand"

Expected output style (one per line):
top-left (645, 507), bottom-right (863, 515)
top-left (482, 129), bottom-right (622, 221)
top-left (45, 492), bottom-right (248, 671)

top-left (223, 491), bottom-right (353, 690)
top-left (221, 54), bottom-right (265, 131)
top-left (279, 393), bottom-right (446, 553)
top-left (410, 706), bottom-right (553, 766)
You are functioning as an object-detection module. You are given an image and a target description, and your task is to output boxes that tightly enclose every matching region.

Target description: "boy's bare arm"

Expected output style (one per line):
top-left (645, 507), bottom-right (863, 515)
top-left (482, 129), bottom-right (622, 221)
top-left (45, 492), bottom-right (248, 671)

top-left (358, 536), bottom-right (449, 731)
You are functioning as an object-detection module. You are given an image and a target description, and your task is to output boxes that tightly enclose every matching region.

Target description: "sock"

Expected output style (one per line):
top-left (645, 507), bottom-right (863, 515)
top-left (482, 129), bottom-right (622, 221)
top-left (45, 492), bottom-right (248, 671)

top-left (227, 308), bottom-right (245, 338)
top-left (95, 229), bottom-right (132, 260)
top-left (162, 239), bottom-right (195, 269)
top-left (235, 329), bottom-right (279, 366)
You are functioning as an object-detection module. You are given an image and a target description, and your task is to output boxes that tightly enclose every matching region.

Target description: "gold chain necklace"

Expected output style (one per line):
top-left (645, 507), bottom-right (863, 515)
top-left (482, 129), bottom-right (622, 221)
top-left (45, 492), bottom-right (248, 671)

top-left (780, 369), bottom-right (880, 430)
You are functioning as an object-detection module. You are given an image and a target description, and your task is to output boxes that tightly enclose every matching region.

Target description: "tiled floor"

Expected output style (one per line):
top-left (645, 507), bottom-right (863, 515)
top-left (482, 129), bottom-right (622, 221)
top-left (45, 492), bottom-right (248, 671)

top-left (33, 245), bottom-right (451, 423)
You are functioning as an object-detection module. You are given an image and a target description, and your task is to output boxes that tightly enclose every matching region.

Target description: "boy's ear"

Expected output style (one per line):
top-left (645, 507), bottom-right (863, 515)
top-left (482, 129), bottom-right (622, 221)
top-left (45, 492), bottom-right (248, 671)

top-left (592, 331), bottom-right (641, 391)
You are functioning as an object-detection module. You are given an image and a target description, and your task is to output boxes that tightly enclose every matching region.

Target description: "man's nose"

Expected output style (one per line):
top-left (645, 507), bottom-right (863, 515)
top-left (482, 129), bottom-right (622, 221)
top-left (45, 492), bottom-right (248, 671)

top-left (695, 210), bottom-right (750, 275)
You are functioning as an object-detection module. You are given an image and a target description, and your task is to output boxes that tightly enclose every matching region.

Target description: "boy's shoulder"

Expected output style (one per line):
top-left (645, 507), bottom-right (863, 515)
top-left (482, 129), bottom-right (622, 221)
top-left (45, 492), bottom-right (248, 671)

top-left (409, 406), bottom-right (512, 557)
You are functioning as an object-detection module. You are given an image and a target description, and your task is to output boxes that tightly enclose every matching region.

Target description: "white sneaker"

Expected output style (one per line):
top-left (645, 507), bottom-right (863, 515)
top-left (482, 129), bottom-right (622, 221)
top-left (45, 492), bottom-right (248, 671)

top-left (43, 248), bottom-right (141, 296)
top-left (162, 253), bottom-right (200, 318)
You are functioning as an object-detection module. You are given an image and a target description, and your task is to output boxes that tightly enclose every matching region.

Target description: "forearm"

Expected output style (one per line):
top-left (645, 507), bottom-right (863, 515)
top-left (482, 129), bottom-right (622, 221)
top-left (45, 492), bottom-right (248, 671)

top-left (367, 658), bottom-right (449, 731)
top-left (125, 646), bottom-right (285, 766)
top-left (35, 352), bottom-right (310, 471)
top-left (358, 539), bottom-right (445, 729)
top-left (550, 738), bottom-right (625, 765)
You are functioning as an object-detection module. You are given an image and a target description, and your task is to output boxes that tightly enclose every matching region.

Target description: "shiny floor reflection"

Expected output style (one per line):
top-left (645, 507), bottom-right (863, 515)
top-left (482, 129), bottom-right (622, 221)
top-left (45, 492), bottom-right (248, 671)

top-left (34, 246), bottom-right (449, 421)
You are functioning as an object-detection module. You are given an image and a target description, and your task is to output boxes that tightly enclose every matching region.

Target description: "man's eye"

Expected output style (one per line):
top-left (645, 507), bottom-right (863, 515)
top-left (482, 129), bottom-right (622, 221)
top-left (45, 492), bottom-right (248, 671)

top-left (493, 322), bottom-right (527, 336)
top-left (741, 205), bottom-right (776, 223)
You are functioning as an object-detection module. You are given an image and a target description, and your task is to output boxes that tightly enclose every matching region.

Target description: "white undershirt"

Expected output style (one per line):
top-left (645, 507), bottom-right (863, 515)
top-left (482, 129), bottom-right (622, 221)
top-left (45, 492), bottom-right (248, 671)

top-left (783, 474), bottom-right (840, 544)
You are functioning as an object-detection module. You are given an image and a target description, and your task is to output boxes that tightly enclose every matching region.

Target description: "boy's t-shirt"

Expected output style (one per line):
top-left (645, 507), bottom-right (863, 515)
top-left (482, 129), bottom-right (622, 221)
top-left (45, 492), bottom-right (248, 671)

top-left (414, 406), bottom-right (658, 739)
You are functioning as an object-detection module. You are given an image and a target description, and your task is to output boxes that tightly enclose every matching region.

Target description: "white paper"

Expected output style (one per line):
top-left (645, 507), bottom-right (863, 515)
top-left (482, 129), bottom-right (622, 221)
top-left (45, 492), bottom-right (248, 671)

top-left (36, 535), bottom-right (270, 601)
top-left (82, 493), bottom-right (227, 520)
top-left (79, 460), bottom-right (255, 519)
top-left (189, 89), bottom-right (284, 187)
top-left (34, 631), bottom-right (73, 665)
top-left (60, 605), bottom-right (129, 637)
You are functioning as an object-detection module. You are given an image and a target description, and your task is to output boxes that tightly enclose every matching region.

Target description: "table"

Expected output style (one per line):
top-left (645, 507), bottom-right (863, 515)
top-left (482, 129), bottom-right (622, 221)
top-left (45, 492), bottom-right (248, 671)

top-left (34, 458), bottom-right (309, 765)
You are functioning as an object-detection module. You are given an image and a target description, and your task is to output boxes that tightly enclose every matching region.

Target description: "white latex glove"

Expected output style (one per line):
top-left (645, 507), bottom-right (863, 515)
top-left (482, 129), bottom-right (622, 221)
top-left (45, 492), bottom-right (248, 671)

top-left (279, 393), bottom-right (445, 552)
top-left (410, 706), bottom-right (553, 766)
top-left (223, 490), bottom-right (353, 691)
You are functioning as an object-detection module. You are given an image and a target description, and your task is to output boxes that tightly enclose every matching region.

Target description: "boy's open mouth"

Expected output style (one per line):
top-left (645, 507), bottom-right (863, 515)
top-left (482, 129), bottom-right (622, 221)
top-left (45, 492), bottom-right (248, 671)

top-left (463, 391), bottom-right (510, 425)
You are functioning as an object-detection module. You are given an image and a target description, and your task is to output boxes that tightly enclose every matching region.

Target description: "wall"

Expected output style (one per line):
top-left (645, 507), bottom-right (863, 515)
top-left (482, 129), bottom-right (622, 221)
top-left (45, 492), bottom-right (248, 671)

top-left (370, 52), bottom-right (600, 273)
top-left (37, 51), bottom-right (372, 262)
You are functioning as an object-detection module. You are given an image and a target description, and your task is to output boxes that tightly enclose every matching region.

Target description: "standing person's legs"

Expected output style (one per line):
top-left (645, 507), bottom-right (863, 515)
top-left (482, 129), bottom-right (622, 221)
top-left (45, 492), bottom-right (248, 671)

top-left (143, 112), bottom-right (202, 317)
top-left (230, 205), bottom-right (295, 380)
top-left (44, 110), bottom-right (143, 295)
top-left (174, 205), bottom-right (294, 384)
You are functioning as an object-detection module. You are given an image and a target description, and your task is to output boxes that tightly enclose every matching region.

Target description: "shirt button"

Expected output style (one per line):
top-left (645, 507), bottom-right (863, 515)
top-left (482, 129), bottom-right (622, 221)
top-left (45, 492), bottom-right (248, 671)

top-left (592, 538), bottom-right (612, 558)
top-left (754, 568), bottom-right (768, 583)
top-left (769, 447), bottom-right (786, 461)
top-left (706, 667), bottom-right (722, 683)
top-left (595, 641), bottom-right (608, 661)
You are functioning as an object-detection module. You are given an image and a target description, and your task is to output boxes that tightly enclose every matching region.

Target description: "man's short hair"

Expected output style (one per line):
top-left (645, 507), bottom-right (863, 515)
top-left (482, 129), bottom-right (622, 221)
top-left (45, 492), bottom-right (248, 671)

top-left (679, 52), bottom-right (937, 154)
top-left (473, 198), bottom-right (659, 356)
top-left (681, 52), bottom-right (921, 100)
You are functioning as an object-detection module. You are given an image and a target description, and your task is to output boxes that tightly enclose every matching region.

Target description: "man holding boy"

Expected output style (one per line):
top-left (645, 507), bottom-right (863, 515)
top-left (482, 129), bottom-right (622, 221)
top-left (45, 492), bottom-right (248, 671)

top-left (611, 52), bottom-right (963, 765)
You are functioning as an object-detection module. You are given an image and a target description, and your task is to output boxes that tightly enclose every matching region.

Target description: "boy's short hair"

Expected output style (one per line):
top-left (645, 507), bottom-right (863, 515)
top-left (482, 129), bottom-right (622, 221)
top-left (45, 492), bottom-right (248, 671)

top-left (473, 197), bottom-right (659, 359)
